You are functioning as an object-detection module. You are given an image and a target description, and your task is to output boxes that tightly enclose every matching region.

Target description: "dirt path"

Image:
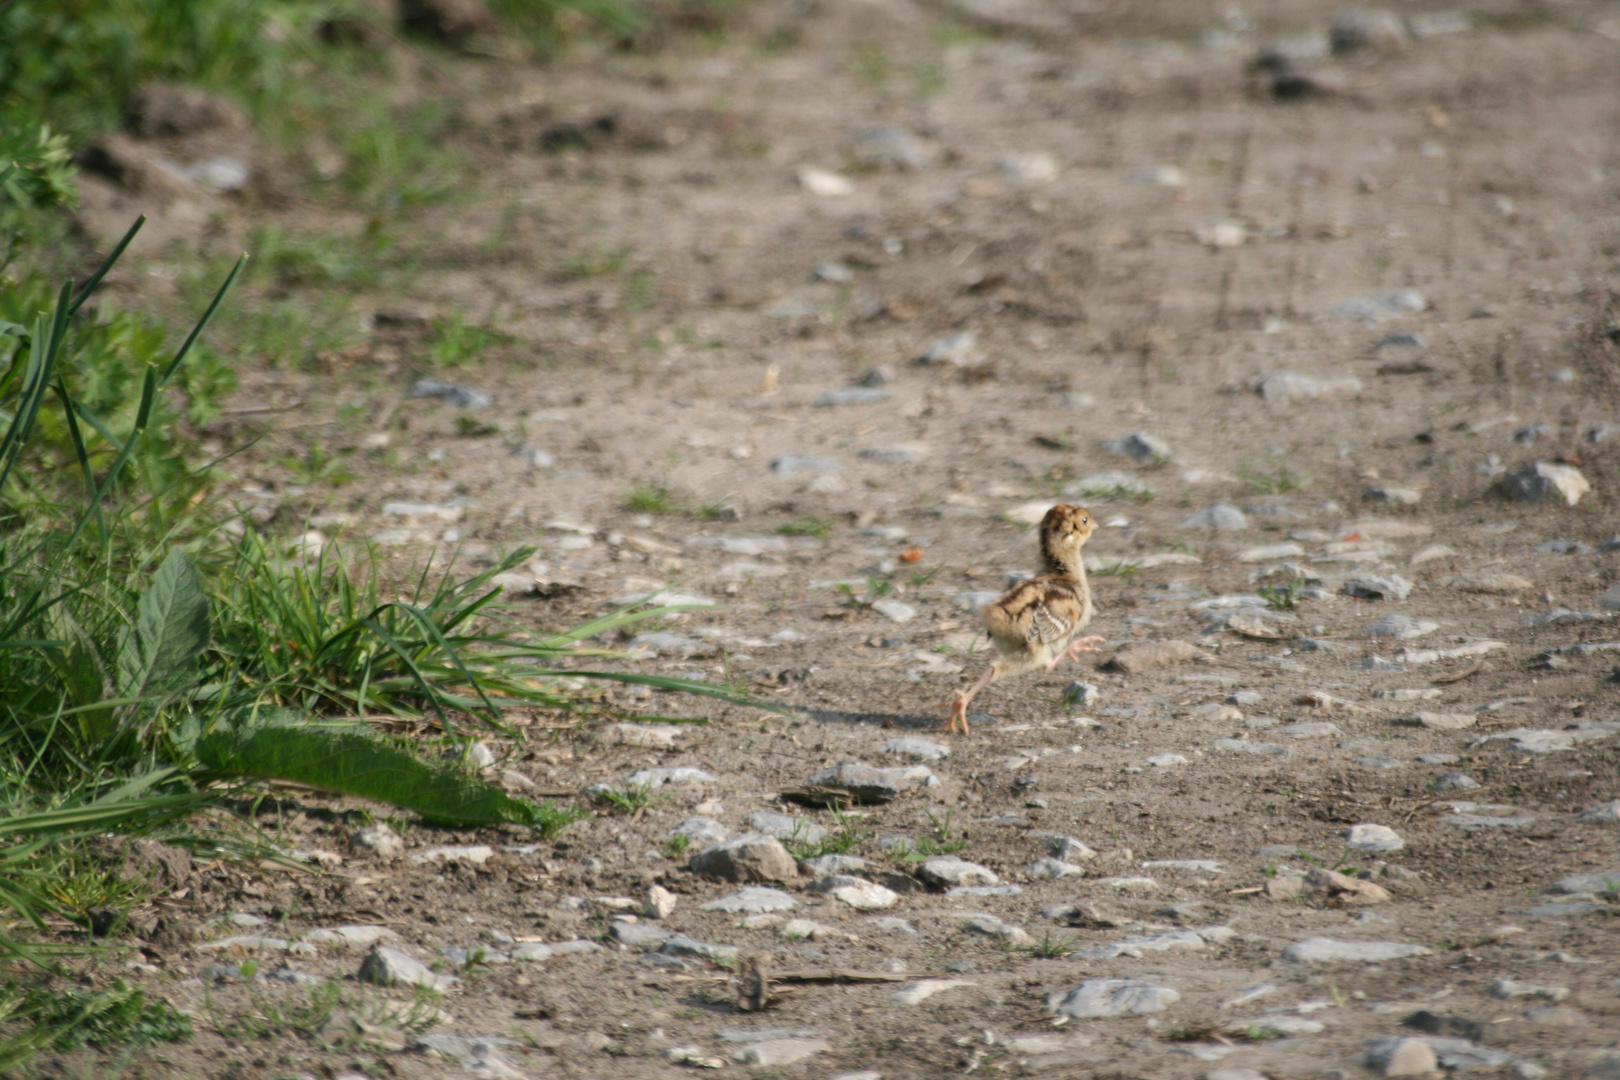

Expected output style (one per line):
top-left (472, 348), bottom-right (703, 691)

top-left (88, 1), bottom-right (1620, 1077)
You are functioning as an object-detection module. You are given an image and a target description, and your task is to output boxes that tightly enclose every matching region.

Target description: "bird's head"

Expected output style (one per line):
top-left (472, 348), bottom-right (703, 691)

top-left (1039, 503), bottom-right (1095, 561)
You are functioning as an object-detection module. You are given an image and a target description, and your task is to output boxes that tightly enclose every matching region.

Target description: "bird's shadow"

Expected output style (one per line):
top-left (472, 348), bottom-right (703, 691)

top-left (796, 707), bottom-right (944, 732)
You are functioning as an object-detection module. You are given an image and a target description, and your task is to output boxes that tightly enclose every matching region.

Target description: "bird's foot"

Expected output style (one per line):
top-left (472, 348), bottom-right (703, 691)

top-left (1063, 635), bottom-right (1106, 661)
top-left (935, 693), bottom-right (971, 736)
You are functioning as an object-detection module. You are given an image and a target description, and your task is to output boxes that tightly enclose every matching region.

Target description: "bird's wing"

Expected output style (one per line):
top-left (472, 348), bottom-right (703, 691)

top-left (983, 578), bottom-right (1084, 649)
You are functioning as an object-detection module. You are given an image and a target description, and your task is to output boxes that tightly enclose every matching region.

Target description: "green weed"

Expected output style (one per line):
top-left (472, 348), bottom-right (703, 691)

top-left (1241, 464), bottom-right (1305, 495)
top-left (1258, 579), bottom-right (1308, 610)
top-left (786, 808), bottom-right (873, 860)
top-left (593, 780), bottom-right (664, 814)
top-left (662, 834), bottom-right (692, 861)
top-left (430, 313), bottom-right (506, 368)
top-left (775, 518), bottom-right (831, 538)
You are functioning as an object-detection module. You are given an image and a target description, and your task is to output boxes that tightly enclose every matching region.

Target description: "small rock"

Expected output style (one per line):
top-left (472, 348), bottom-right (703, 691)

top-left (810, 877), bottom-right (898, 910)
top-left (1578, 801), bottom-right (1620, 823)
top-left (1330, 290), bottom-right (1426, 321)
top-left (1061, 681), bottom-right (1100, 706)
top-left (732, 1037), bottom-right (830, 1066)
top-left (798, 167), bottom-right (853, 197)
top-left (1369, 1037), bottom-right (1439, 1077)
top-left (1026, 858), bottom-right (1087, 880)
top-left (1491, 979), bottom-right (1568, 1001)
top-left (1305, 868), bottom-right (1390, 904)
top-left (1448, 570), bottom-right (1534, 594)
top-left (916, 856), bottom-right (998, 889)
top-left (701, 887), bottom-right (797, 913)
top-left (357, 945), bottom-right (453, 990)
top-left (409, 845), bottom-right (495, 867)
top-left (351, 824), bottom-right (404, 861)
top-left (689, 834), bottom-right (800, 883)
top-left (671, 816), bottom-right (730, 845)
top-left (743, 812), bottom-right (825, 845)
top-left (1107, 640), bottom-right (1205, 673)
top-left (882, 738), bottom-right (949, 761)
top-left (1345, 824), bottom-right (1405, 852)
top-left (1048, 837), bottom-right (1098, 861)
top-left (1367, 614), bottom-right (1439, 639)
top-left (1496, 462), bottom-right (1591, 506)
top-left (1180, 504), bottom-right (1248, 530)
top-left (1259, 372), bottom-right (1362, 403)
top-left (1100, 432), bottom-right (1172, 464)
top-left (660, 935), bottom-right (738, 962)
top-left (1396, 712), bottom-right (1476, 731)
top-left (644, 885), bottom-right (677, 919)
top-left (1434, 773), bottom-right (1481, 791)
top-left (410, 378), bottom-right (489, 409)
top-left (1283, 938), bottom-right (1432, 962)
top-left (892, 979), bottom-right (976, 1005)
top-left (772, 455), bottom-right (842, 476)
top-left (815, 387), bottom-right (890, 406)
top-left (803, 762), bottom-right (936, 803)
top-left (1343, 575), bottom-right (1413, 601)
top-left (1048, 978), bottom-right (1180, 1018)
top-left (871, 599), bottom-right (917, 623)
top-left (611, 923), bottom-right (673, 950)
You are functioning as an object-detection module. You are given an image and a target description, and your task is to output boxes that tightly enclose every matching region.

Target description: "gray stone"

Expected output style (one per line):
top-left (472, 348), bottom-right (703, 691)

top-left (947, 884), bottom-right (1022, 897)
top-left (916, 856), bottom-right (998, 889)
top-left (1366, 1037), bottom-right (1438, 1077)
top-left (743, 812), bottom-right (825, 845)
top-left (1345, 824), bottom-right (1405, 852)
top-left (624, 632), bottom-right (719, 660)
top-left (804, 762), bottom-right (937, 803)
top-left (1496, 462), bottom-right (1591, 506)
top-left (351, 824), bottom-right (404, 861)
top-left (870, 599), bottom-right (917, 623)
top-left (510, 942), bottom-right (554, 960)
top-left (1367, 614), bottom-right (1438, 639)
top-left (1330, 290), bottom-right (1426, 320)
top-left (610, 923), bottom-right (672, 949)
top-left (1397, 711), bottom-right (1476, 731)
top-left (1145, 753), bottom-right (1188, 767)
top-left (852, 125), bottom-right (934, 169)
top-left (1491, 978), bottom-right (1568, 1001)
top-left (1026, 858), bottom-right (1087, 879)
top-left (1061, 681), bottom-right (1100, 706)
top-left (1181, 504), bottom-right (1248, 531)
top-left (701, 887), bottom-right (797, 913)
top-left (1357, 756), bottom-right (1404, 770)
top-left (670, 816), bottom-right (730, 845)
top-left (1259, 372), bottom-right (1362, 403)
top-left (1343, 575), bottom-right (1413, 601)
top-left (1048, 978), bottom-right (1181, 1018)
top-left (1048, 837), bottom-right (1098, 861)
top-left (1068, 472), bottom-right (1153, 500)
top-left (728, 1037), bottom-right (829, 1065)
top-left (1441, 813), bottom-right (1536, 831)
top-left (689, 834), bottom-right (800, 883)
top-left (816, 388), bottom-right (890, 406)
top-left (1277, 722), bottom-right (1340, 739)
top-left (1434, 772), bottom-right (1480, 791)
top-left (1100, 432), bottom-right (1172, 464)
top-left (305, 925), bottom-right (397, 950)
top-left (799, 854), bottom-right (869, 875)
top-left (859, 444), bottom-right (928, 464)
top-left (660, 934), bottom-right (739, 962)
top-left (357, 945), bottom-right (454, 990)
top-left (1578, 801), bottom-right (1620, 823)
top-left (1281, 938), bottom-right (1431, 962)
top-left (771, 455), bottom-right (841, 476)
top-left (1212, 739), bottom-right (1291, 757)
top-left (1416, 753), bottom-right (1460, 765)
top-left (809, 877), bottom-right (898, 909)
top-left (410, 378), bottom-right (489, 409)
top-left (1077, 928), bottom-right (1227, 960)
top-left (882, 738), bottom-right (949, 761)
top-left (411, 1035), bottom-right (523, 1079)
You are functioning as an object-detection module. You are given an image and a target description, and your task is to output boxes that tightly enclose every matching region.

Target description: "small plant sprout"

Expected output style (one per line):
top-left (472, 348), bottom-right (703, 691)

top-left (594, 780), bottom-right (664, 815)
top-left (1258, 579), bottom-right (1308, 610)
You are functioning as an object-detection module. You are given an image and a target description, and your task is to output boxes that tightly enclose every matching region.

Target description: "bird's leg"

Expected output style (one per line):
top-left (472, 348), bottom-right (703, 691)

top-left (939, 666), bottom-right (996, 735)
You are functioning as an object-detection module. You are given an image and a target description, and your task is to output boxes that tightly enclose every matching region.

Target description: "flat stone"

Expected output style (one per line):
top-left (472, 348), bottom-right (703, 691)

top-left (1491, 979), bottom-right (1568, 1001)
top-left (1219, 984), bottom-right (1276, 1010)
top-left (1550, 871), bottom-right (1620, 894)
top-left (947, 884), bottom-right (1023, 897)
top-left (611, 922), bottom-right (673, 949)
top-left (1281, 938), bottom-right (1431, 962)
top-left (1277, 722), bottom-right (1341, 739)
top-left (1345, 824), bottom-right (1405, 852)
top-left (1441, 813), bottom-right (1536, 831)
top-left (1181, 504), bottom-right (1248, 530)
top-left (1259, 372), bottom-right (1362, 403)
top-left (1068, 472), bottom-right (1153, 500)
top-left (1100, 432), bottom-right (1172, 464)
top-left (351, 824), bottom-right (404, 861)
top-left (357, 945), bottom-right (454, 990)
top-left (409, 845), bottom-right (495, 866)
top-left (882, 738), bottom-right (949, 761)
top-left (804, 762), bottom-right (937, 803)
top-left (1305, 868), bottom-right (1390, 904)
top-left (198, 935), bottom-right (314, 955)
top-left (689, 834), bottom-right (800, 883)
top-left (1026, 858), bottom-right (1087, 879)
top-left (819, 878), bottom-right (899, 910)
top-left (1048, 837), bottom-right (1098, 861)
top-left (1212, 739), bottom-right (1291, 757)
top-left (701, 887), bottom-right (797, 913)
top-left (730, 1037), bottom-right (831, 1065)
top-left (660, 934), bottom-right (739, 962)
top-left (816, 387), bottom-right (889, 406)
top-left (1434, 772), bottom-right (1480, 791)
top-left (859, 444), bottom-right (929, 464)
top-left (1578, 801), bottom-right (1620, 823)
top-left (916, 856), bottom-right (998, 889)
top-left (1234, 542), bottom-right (1305, 562)
top-left (963, 916), bottom-right (1034, 946)
top-left (1395, 711), bottom-right (1475, 731)
top-left (1330, 290), bottom-right (1426, 320)
top-left (1399, 640), bottom-right (1508, 665)
top-left (892, 979), bottom-right (977, 1005)
top-left (1343, 574), bottom-right (1413, 601)
top-left (304, 925), bottom-right (397, 950)
top-left (616, 766), bottom-right (717, 790)
top-left (772, 455), bottom-right (842, 476)
top-left (799, 854), bottom-right (869, 875)
top-left (1368, 615), bottom-right (1439, 639)
top-left (743, 812), bottom-right (825, 845)
top-left (870, 599), bottom-right (917, 623)
top-left (1048, 978), bottom-right (1180, 1018)
top-left (1448, 570), bottom-right (1535, 594)
top-left (412, 1035), bottom-right (523, 1079)
top-left (510, 942), bottom-right (554, 960)
top-left (671, 816), bottom-right (730, 845)
top-left (1145, 753), bottom-right (1188, 767)
top-left (1076, 928), bottom-right (1226, 960)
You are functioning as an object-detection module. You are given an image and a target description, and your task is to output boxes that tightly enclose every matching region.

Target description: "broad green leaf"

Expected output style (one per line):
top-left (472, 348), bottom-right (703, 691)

top-left (194, 709), bottom-right (548, 827)
top-left (43, 605), bottom-right (113, 740)
top-left (116, 549), bottom-right (210, 705)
